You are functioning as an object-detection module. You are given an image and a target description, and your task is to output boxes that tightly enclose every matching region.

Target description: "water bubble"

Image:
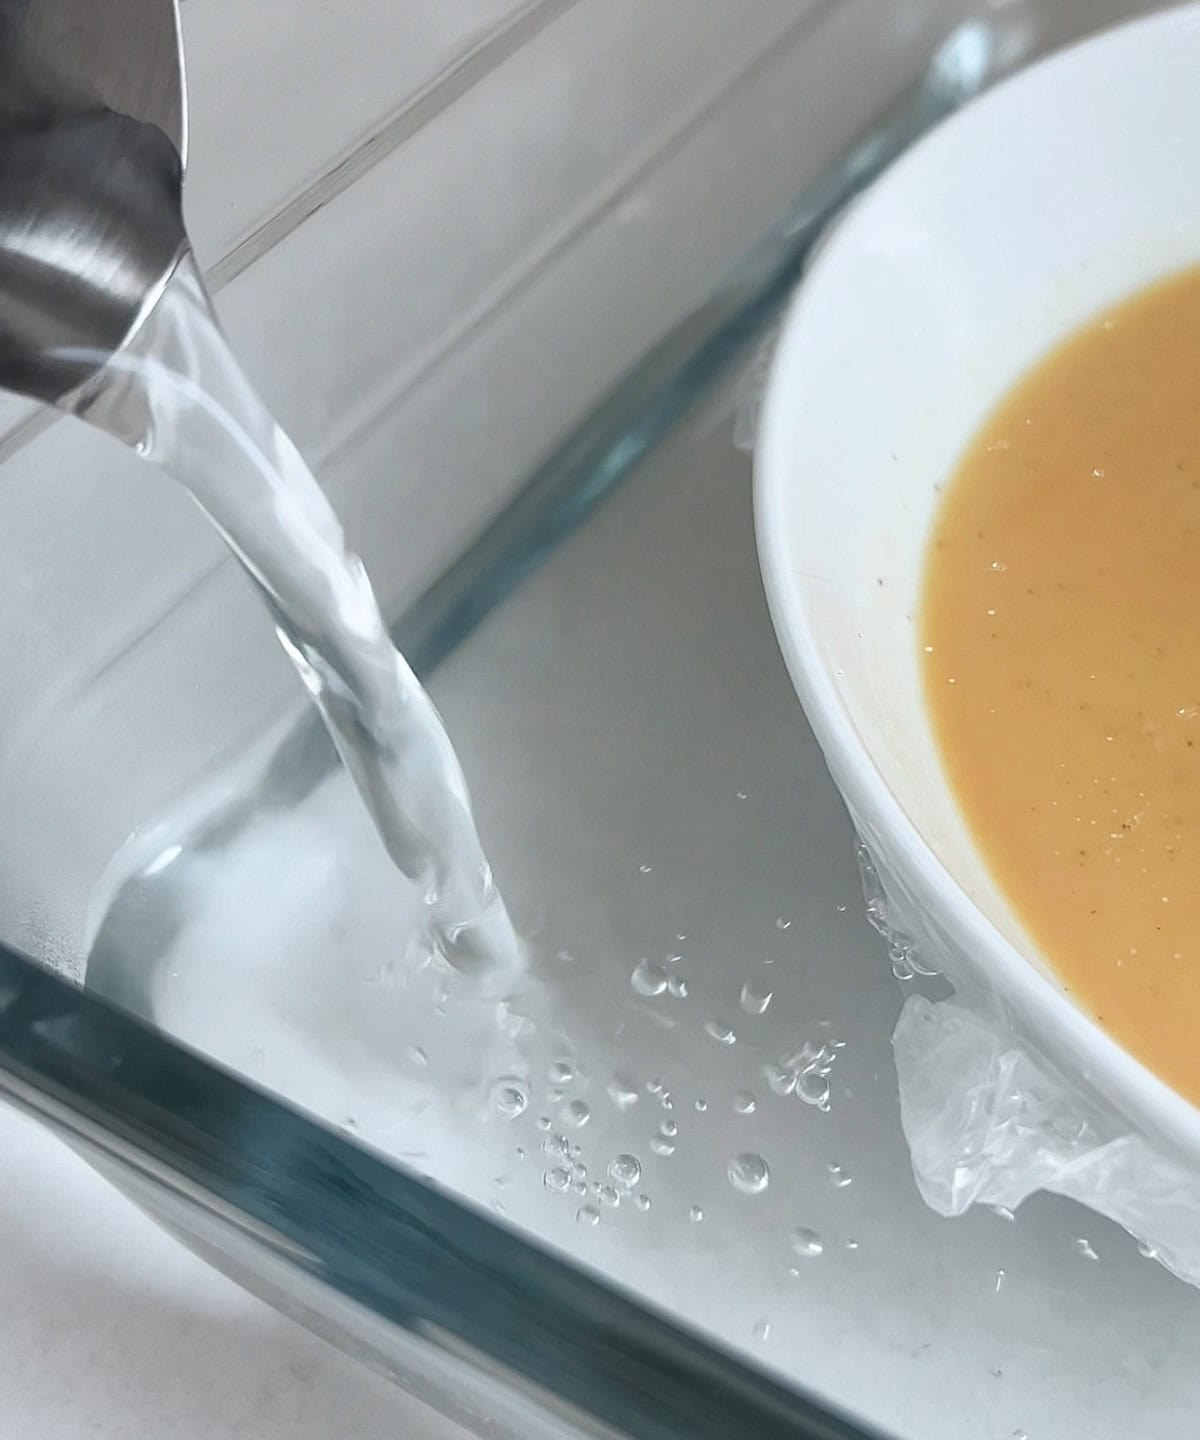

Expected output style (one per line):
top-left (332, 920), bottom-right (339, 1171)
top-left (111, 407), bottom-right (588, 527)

top-left (576, 1205), bottom-right (601, 1227)
top-left (650, 1135), bottom-right (676, 1158)
top-left (689, 1204), bottom-right (704, 1223)
top-left (989, 1204), bottom-right (1016, 1223)
top-left (797, 1072), bottom-right (832, 1111)
top-left (667, 974), bottom-right (690, 999)
top-left (563, 1100), bottom-right (591, 1129)
top-left (775, 918), bottom-right (792, 931)
top-left (694, 1098), bottom-right (709, 1113)
top-left (734, 1090), bottom-right (758, 1115)
top-left (549, 1059), bottom-right (575, 1085)
top-left (608, 1154), bottom-right (642, 1190)
top-left (790, 1227), bottom-right (824, 1258)
top-left (639, 863), bottom-right (653, 875)
top-left (646, 1076), bottom-right (668, 1098)
top-left (827, 1163), bottom-right (853, 1188)
top-left (659, 1118), bottom-right (680, 1140)
top-left (489, 1077), bottom-right (528, 1119)
top-left (728, 1153), bottom-right (770, 1195)
top-left (607, 1075), bottom-right (640, 1110)
top-left (1075, 1237), bottom-right (1099, 1261)
top-left (1137, 1240), bottom-right (1160, 1261)
top-left (598, 1185), bottom-right (621, 1208)
top-left (994, 1268), bottom-right (1006, 1293)
top-left (542, 1133), bottom-right (570, 1158)
top-left (740, 981), bottom-right (774, 1015)
top-left (844, 1239), bottom-right (859, 1252)
top-left (704, 1020), bottom-right (737, 1046)
top-left (515, 1146), bottom-right (526, 1161)
top-left (635, 1193), bottom-right (652, 1212)
top-left (406, 1044), bottom-right (429, 1068)
top-left (536, 1116), bottom-right (552, 1132)
top-left (544, 1166), bottom-right (571, 1194)
top-left (631, 959), bottom-right (669, 997)
top-left (555, 948), bottom-right (574, 964)
top-left (990, 560), bottom-right (1007, 572)
top-left (753, 1319), bottom-right (771, 1343)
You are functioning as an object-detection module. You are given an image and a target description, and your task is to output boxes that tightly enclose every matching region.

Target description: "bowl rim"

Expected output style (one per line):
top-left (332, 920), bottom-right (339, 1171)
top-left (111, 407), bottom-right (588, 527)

top-left (754, 0), bottom-right (1200, 1169)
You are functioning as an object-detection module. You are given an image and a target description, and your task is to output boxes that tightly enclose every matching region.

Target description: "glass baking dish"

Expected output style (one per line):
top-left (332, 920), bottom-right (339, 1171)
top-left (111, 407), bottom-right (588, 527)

top-left (0, 3), bottom-right (1190, 1438)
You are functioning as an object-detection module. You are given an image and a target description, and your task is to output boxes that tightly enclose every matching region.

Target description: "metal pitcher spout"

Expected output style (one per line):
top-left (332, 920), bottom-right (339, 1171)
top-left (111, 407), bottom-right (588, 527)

top-left (0, 0), bottom-right (188, 405)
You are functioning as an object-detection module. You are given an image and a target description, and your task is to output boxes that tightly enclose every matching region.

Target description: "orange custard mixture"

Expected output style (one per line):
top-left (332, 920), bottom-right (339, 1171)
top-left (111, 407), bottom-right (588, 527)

top-left (923, 264), bottom-right (1200, 1105)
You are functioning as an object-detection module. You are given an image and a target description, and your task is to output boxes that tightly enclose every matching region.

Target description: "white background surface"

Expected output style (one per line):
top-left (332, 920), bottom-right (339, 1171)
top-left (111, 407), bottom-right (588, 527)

top-left (0, 1105), bottom-right (468, 1439)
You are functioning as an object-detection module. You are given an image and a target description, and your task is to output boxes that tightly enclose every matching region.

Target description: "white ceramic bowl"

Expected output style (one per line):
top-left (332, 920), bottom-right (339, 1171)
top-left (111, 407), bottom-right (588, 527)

top-left (757, 5), bottom-right (1200, 1176)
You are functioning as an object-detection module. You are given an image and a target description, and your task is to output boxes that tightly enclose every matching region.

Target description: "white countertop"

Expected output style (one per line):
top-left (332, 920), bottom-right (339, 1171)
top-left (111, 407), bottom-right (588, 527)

top-left (0, 1104), bottom-right (468, 1439)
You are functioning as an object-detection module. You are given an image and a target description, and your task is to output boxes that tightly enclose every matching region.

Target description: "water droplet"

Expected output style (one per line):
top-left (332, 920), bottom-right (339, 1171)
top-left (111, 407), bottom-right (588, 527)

top-left (542, 1132), bottom-right (570, 1158)
top-left (844, 1238), bottom-right (859, 1252)
top-left (694, 1098), bottom-right (708, 1113)
top-left (646, 1076), bottom-right (667, 1097)
top-left (555, 948), bottom-right (574, 964)
top-left (607, 1075), bottom-right (640, 1110)
top-left (736, 789), bottom-right (748, 800)
top-left (659, 1118), bottom-right (679, 1140)
top-left (994, 1267), bottom-right (1006, 1293)
top-left (734, 1090), bottom-right (758, 1115)
top-left (790, 1227), bottom-right (824, 1258)
top-left (608, 1154), bottom-right (642, 1190)
top-left (704, 1020), bottom-right (737, 1045)
top-left (563, 1099), bottom-right (591, 1129)
top-left (631, 959), bottom-right (668, 997)
top-left (827, 1163), bottom-right (853, 1188)
top-left (775, 917), bottom-right (792, 931)
top-left (536, 1116), bottom-right (552, 1132)
top-left (639, 863), bottom-right (653, 875)
top-left (667, 974), bottom-right (690, 999)
top-left (406, 1045), bottom-right (428, 1068)
top-left (544, 1166), bottom-right (571, 1194)
top-left (549, 1059), bottom-right (575, 1085)
top-left (650, 1135), bottom-right (676, 1158)
top-left (573, 1179), bottom-right (587, 1196)
top-left (598, 1185), bottom-right (621, 1208)
top-left (1075, 1237), bottom-right (1099, 1261)
top-left (753, 1319), bottom-right (771, 1342)
top-left (764, 1064), bottom-right (797, 1098)
top-left (1137, 1240), bottom-right (1160, 1261)
top-left (635, 1193), bottom-right (652, 1212)
top-left (689, 1204), bottom-right (704, 1222)
top-left (515, 1146), bottom-right (526, 1161)
top-left (489, 1077), bottom-right (528, 1119)
top-left (797, 1072), bottom-right (831, 1110)
top-left (989, 1204), bottom-right (1016, 1223)
top-left (576, 1205), bottom-right (601, 1227)
top-left (990, 560), bottom-right (1007, 572)
top-left (728, 1153), bottom-right (770, 1195)
top-left (740, 981), bottom-right (774, 1015)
